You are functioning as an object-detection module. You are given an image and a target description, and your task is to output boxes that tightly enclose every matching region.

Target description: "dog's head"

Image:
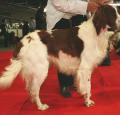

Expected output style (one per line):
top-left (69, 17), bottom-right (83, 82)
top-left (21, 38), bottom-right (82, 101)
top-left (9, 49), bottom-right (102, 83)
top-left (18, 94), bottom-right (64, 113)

top-left (93, 4), bottom-right (120, 35)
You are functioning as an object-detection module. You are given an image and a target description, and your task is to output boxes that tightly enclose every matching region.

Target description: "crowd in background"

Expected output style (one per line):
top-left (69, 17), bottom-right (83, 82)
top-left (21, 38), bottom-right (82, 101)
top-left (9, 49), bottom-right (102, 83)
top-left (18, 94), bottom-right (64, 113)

top-left (0, 6), bottom-right (46, 48)
top-left (0, 1), bottom-right (120, 57)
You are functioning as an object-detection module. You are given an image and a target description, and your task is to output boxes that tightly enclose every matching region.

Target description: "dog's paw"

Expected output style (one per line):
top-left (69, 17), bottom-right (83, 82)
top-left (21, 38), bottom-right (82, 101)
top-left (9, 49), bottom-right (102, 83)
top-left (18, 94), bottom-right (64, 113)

top-left (84, 100), bottom-right (95, 107)
top-left (38, 104), bottom-right (49, 111)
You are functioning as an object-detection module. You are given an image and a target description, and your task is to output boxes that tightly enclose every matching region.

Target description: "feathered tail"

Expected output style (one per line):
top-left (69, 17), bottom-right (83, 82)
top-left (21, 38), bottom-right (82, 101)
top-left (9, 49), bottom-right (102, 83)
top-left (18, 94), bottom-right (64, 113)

top-left (0, 59), bottom-right (22, 89)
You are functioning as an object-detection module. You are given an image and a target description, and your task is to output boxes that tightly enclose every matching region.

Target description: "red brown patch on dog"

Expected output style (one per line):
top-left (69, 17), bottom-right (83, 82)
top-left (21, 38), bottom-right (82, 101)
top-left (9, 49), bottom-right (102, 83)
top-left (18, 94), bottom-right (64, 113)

top-left (13, 42), bottom-right (23, 58)
top-left (38, 27), bottom-right (84, 58)
top-left (27, 36), bottom-right (34, 43)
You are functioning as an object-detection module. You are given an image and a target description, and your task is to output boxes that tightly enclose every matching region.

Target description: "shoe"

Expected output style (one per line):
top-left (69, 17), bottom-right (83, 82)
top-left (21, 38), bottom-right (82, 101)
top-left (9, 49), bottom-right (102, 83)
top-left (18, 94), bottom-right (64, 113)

top-left (60, 86), bottom-right (71, 97)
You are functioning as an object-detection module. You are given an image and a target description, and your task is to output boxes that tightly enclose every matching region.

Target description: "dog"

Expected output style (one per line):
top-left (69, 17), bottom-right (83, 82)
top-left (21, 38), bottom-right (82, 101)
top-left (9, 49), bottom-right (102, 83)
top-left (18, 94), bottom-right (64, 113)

top-left (0, 5), bottom-right (120, 110)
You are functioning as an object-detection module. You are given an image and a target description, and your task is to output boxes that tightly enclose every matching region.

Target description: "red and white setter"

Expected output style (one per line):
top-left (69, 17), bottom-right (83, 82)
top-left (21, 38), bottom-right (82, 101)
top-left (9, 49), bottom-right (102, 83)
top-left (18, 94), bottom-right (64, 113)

top-left (0, 5), bottom-right (120, 110)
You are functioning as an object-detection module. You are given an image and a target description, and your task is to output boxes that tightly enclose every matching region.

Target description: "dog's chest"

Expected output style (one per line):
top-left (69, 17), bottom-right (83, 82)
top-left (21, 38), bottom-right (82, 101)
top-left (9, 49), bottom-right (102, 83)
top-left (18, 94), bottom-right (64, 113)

top-left (49, 51), bottom-right (80, 76)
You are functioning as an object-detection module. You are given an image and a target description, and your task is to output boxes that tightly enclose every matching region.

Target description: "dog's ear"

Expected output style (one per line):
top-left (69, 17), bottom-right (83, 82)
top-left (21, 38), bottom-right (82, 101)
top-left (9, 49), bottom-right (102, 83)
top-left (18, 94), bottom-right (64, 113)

top-left (93, 5), bottom-right (117, 35)
top-left (93, 5), bottom-right (109, 35)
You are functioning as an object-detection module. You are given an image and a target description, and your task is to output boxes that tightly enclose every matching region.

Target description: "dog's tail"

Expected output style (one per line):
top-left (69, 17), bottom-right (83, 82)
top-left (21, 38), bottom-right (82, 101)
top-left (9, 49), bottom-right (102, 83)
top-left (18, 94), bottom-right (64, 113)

top-left (0, 59), bottom-right (22, 89)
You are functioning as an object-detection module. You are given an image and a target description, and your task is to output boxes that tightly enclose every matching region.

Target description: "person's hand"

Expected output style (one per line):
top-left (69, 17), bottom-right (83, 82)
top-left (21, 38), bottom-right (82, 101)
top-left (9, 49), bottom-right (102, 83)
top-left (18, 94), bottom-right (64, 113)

top-left (87, 1), bottom-right (99, 13)
top-left (87, 0), bottom-right (112, 13)
top-left (90, 0), bottom-right (112, 5)
top-left (97, 0), bottom-right (112, 5)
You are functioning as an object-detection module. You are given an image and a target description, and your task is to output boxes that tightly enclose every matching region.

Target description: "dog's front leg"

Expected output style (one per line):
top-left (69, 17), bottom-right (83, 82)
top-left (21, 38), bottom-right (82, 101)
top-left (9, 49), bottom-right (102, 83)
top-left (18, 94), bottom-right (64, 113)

top-left (83, 74), bottom-right (95, 107)
top-left (76, 67), bottom-right (95, 107)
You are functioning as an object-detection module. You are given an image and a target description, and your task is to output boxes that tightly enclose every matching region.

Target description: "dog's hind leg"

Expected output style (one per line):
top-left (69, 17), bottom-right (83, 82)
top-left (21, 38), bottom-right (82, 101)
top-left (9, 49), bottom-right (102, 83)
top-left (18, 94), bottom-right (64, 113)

top-left (20, 36), bottom-right (50, 110)
top-left (23, 60), bottom-right (49, 111)
top-left (29, 76), bottom-right (49, 111)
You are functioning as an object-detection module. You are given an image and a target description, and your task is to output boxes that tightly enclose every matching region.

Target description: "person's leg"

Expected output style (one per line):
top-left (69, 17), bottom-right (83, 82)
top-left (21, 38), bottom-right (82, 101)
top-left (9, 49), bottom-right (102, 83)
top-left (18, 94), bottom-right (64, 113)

top-left (57, 72), bottom-right (73, 97)
top-left (53, 18), bottom-right (74, 97)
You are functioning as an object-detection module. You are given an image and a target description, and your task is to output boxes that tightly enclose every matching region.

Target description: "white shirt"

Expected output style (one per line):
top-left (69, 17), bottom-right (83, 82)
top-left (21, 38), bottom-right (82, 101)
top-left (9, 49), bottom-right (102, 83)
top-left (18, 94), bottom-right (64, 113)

top-left (46, 0), bottom-right (88, 31)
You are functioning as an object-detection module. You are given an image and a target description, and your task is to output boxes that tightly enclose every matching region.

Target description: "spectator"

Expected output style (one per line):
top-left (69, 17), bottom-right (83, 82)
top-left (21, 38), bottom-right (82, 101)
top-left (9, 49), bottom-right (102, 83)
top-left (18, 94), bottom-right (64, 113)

top-left (22, 21), bottom-right (29, 36)
top-left (35, 6), bottom-right (46, 30)
top-left (0, 18), bottom-right (9, 47)
top-left (29, 17), bottom-right (36, 32)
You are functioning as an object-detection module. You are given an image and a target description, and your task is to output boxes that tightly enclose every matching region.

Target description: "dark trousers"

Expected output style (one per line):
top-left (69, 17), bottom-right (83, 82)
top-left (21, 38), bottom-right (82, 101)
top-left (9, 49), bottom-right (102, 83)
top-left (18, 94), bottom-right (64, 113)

top-left (57, 73), bottom-right (73, 87)
top-left (54, 18), bottom-right (72, 88)
top-left (53, 18), bottom-right (71, 29)
top-left (53, 15), bottom-right (87, 88)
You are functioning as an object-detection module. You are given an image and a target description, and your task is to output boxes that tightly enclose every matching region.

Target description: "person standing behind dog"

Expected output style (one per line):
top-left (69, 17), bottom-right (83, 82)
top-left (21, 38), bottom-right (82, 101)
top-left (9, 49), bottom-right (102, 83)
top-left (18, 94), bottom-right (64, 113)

top-left (46, 0), bottom-right (110, 97)
top-left (29, 17), bottom-right (36, 32)
top-left (46, 0), bottom-right (98, 31)
top-left (22, 21), bottom-right (29, 37)
top-left (35, 6), bottom-right (46, 30)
